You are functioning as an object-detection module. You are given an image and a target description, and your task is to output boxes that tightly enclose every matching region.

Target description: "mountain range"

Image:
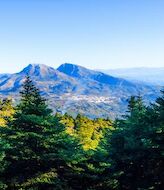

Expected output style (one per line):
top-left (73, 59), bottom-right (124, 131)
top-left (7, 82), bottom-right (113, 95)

top-left (0, 63), bottom-right (161, 119)
top-left (100, 67), bottom-right (164, 85)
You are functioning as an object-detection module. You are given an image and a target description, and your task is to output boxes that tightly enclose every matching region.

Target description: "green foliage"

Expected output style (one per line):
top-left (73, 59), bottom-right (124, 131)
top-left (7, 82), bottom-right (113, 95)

top-left (100, 94), bottom-right (164, 190)
top-left (0, 137), bottom-right (9, 190)
top-left (0, 76), bottom-right (163, 190)
top-left (0, 76), bottom-right (84, 189)
top-left (60, 113), bottom-right (113, 150)
top-left (155, 89), bottom-right (164, 124)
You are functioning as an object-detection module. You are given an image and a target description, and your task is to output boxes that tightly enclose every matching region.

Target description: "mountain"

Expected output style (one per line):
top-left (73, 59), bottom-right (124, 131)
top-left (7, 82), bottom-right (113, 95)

top-left (58, 63), bottom-right (133, 86)
top-left (0, 63), bottom-right (160, 119)
top-left (57, 63), bottom-right (158, 99)
top-left (0, 74), bottom-right (11, 82)
top-left (100, 67), bottom-right (164, 86)
top-left (0, 64), bottom-right (77, 94)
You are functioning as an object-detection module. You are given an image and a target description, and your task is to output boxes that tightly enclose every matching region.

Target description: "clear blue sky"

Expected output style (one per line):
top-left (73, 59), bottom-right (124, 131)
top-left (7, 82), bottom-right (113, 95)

top-left (0, 0), bottom-right (164, 73)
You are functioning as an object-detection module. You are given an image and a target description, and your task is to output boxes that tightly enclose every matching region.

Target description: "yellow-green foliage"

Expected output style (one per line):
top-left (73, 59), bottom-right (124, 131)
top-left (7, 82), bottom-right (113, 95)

top-left (60, 113), bottom-right (75, 135)
top-left (16, 169), bottom-right (58, 189)
top-left (0, 99), bottom-right (15, 127)
top-left (60, 114), bottom-right (114, 150)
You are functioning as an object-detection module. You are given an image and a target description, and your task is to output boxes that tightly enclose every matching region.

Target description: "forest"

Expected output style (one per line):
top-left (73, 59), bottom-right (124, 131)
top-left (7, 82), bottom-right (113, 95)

top-left (0, 76), bottom-right (163, 190)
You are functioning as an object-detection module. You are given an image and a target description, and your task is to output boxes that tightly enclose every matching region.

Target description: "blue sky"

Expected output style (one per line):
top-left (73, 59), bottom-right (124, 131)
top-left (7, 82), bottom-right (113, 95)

top-left (0, 0), bottom-right (164, 73)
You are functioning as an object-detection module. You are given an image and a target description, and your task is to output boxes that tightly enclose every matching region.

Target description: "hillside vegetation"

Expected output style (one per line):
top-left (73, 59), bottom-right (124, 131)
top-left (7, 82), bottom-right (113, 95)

top-left (0, 76), bottom-right (163, 190)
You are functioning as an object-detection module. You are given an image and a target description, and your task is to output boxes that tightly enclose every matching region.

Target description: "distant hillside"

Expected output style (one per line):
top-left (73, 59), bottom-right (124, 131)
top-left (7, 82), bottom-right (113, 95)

top-left (0, 63), bottom-right (160, 119)
top-left (100, 67), bottom-right (164, 85)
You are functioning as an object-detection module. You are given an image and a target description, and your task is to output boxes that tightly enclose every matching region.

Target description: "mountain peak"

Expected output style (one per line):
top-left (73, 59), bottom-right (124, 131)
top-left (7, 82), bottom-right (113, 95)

top-left (57, 63), bottom-right (93, 78)
top-left (20, 63), bottom-right (48, 73)
top-left (18, 63), bottom-right (60, 79)
top-left (57, 63), bottom-right (134, 86)
top-left (57, 63), bottom-right (79, 75)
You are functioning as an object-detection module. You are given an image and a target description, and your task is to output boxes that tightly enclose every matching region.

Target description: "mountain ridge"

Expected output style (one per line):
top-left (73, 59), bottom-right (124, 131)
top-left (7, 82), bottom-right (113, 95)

top-left (100, 67), bottom-right (164, 85)
top-left (0, 63), bottom-right (160, 118)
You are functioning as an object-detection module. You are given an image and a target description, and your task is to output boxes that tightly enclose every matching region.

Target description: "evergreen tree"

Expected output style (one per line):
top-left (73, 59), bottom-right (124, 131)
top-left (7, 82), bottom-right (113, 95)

top-left (0, 137), bottom-right (9, 190)
top-left (1, 76), bottom-right (83, 190)
top-left (100, 95), bottom-right (164, 190)
top-left (155, 89), bottom-right (164, 123)
top-left (145, 89), bottom-right (164, 190)
top-left (127, 96), bottom-right (136, 114)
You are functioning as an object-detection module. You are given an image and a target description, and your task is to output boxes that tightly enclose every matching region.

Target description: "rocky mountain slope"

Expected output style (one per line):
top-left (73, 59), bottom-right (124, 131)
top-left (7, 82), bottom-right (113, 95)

top-left (0, 63), bottom-right (160, 118)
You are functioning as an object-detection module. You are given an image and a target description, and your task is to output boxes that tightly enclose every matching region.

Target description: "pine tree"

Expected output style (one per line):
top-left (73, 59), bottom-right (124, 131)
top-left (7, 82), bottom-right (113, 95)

top-left (0, 137), bottom-right (9, 190)
top-left (127, 96), bottom-right (136, 114)
top-left (100, 94), bottom-right (164, 190)
top-left (1, 76), bottom-right (82, 189)
top-left (19, 76), bottom-right (51, 116)
top-left (146, 89), bottom-right (164, 189)
top-left (155, 89), bottom-right (164, 123)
